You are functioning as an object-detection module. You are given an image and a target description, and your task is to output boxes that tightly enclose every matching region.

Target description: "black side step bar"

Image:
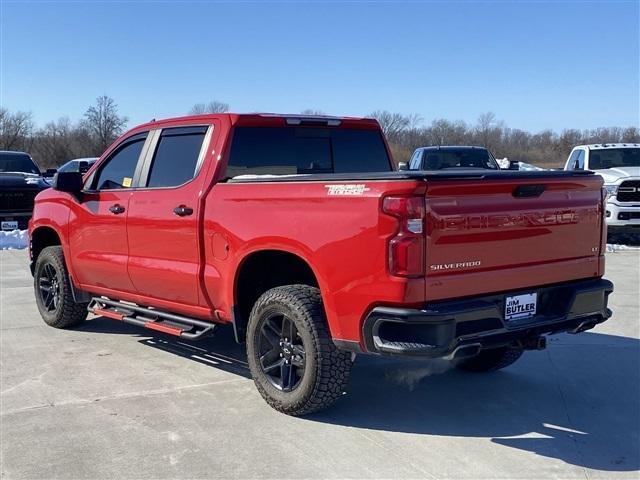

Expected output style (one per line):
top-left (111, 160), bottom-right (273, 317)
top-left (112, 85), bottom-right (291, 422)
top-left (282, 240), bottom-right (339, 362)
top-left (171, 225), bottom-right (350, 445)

top-left (88, 297), bottom-right (217, 340)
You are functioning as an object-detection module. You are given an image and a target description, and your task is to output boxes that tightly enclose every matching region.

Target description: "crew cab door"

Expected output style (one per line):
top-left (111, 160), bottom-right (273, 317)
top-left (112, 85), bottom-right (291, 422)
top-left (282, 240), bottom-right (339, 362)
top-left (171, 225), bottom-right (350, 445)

top-left (126, 125), bottom-right (213, 306)
top-left (69, 132), bottom-right (149, 293)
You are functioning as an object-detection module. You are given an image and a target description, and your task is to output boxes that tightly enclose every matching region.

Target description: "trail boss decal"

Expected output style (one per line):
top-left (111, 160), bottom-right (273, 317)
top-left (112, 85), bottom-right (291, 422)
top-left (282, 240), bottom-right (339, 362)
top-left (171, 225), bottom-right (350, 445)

top-left (325, 184), bottom-right (370, 196)
top-left (505, 292), bottom-right (537, 321)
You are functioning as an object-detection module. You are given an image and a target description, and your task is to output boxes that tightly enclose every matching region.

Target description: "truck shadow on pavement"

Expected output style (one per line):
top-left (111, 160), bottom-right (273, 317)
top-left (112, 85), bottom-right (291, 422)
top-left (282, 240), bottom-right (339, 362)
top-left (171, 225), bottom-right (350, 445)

top-left (78, 318), bottom-right (251, 379)
top-left (311, 332), bottom-right (640, 473)
top-left (81, 318), bottom-right (639, 473)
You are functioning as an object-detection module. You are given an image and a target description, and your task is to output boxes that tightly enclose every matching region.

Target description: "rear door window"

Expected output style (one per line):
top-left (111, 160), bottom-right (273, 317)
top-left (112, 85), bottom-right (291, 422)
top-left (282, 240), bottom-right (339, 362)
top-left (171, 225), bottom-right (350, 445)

top-left (225, 127), bottom-right (391, 177)
top-left (146, 126), bottom-right (207, 188)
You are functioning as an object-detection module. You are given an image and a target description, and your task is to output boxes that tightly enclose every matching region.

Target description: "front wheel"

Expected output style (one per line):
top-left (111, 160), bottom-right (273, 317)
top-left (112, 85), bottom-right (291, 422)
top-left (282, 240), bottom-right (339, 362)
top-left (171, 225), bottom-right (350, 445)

top-left (34, 246), bottom-right (88, 328)
top-left (246, 285), bottom-right (352, 416)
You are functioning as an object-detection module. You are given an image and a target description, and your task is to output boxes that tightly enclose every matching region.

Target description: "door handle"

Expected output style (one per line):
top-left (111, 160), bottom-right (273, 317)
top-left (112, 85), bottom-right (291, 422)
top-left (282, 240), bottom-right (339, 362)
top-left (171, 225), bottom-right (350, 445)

top-left (109, 204), bottom-right (126, 215)
top-left (173, 205), bottom-right (194, 217)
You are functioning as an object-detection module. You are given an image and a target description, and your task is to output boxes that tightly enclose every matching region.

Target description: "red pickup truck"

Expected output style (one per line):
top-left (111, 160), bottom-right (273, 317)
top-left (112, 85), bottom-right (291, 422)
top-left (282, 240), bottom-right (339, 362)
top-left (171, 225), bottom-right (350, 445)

top-left (29, 113), bottom-right (613, 415)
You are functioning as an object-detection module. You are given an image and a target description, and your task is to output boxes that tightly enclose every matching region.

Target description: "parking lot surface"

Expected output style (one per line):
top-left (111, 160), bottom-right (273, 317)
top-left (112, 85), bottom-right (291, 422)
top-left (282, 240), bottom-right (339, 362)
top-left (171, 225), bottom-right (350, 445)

top-left (1, 248), bottom-right (638, 479)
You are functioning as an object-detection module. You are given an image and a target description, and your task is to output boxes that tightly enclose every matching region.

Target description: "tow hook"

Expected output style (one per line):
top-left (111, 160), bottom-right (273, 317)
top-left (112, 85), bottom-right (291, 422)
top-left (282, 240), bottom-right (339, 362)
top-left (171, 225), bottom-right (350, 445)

top-left (521, 336), bottom-right (547, 351)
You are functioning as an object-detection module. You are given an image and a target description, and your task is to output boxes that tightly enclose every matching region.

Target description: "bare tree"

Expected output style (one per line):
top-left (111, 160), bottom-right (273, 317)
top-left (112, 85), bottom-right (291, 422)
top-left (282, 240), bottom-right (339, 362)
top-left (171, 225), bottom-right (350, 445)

top-left (189, 101), bottom-right (229, 114)
top-left (35, 118), bottom-right (75, 167)
top-left (474, 112), bottom-right (504, 151)
top-left (427, 119), bottom-right (469, 146)
top-left (369, 110), bottom-right (421, 140)
top-left (29, 118), bottom-right (98, 168)
top-left (559, 129), bottom-right (583, 156)
top-left (622, 127), bottom-right (640, 142)
top-left (83, 96), bottom-right (128, 153)
top-left (0, 108), bottom-right (34, 150)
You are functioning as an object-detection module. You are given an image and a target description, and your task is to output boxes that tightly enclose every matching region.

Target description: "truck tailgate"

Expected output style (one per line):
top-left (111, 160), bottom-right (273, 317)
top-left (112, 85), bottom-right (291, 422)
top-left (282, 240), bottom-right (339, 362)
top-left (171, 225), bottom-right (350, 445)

top-left (424, 174), bottom-right (605, 301)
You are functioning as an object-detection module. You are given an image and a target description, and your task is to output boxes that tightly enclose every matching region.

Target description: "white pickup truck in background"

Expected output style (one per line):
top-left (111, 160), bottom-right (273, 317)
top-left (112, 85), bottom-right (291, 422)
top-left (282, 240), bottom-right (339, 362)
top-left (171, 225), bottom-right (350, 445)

top-left (564, 143), bottom-right (640, 228)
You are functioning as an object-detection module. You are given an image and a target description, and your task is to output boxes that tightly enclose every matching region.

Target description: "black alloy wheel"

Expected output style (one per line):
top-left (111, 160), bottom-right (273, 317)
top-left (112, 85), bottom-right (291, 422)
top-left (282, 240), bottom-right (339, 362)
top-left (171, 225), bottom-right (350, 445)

top-left (38, 262), bottom-right (61, 312)
top-left (33, 246), bottom-right (88, 328)
top-left (246, 285), bottom-right (353, 415)
top-left (258, 314), bottom-right (306, 391)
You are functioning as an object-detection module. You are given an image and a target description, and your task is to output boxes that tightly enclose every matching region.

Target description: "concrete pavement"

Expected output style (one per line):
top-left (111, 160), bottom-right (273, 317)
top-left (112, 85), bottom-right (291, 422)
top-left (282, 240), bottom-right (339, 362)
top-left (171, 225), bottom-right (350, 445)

top-left (1, 248), bottom-right (638, 479)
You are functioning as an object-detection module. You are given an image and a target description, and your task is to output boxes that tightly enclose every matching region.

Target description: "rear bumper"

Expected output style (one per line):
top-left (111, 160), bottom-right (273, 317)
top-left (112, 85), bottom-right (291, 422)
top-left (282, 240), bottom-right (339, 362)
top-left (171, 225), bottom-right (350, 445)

top-left (359, 278), bottom-right (613, 357)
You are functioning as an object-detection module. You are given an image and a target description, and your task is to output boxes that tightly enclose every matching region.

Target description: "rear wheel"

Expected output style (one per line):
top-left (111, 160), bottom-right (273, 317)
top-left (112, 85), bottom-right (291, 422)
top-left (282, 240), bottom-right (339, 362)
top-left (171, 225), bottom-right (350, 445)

top-left (246, 285), bottom-right (352, 416)
top-left (34, 246), bottom-right (88, 328)
top-left (453, 344), bottom-right (524, 372)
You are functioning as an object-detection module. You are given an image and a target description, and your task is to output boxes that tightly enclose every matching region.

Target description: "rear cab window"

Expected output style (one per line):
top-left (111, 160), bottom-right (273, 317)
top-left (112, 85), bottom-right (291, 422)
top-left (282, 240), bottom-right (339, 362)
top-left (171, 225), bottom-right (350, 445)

top-left (225, 126), bottom-right (392, 177)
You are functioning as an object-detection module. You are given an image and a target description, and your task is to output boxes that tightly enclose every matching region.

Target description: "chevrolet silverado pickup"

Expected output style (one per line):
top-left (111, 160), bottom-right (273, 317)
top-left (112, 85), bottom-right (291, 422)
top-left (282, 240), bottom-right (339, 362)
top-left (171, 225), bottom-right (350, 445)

top-left (29, 114), bottom-right (613, 415)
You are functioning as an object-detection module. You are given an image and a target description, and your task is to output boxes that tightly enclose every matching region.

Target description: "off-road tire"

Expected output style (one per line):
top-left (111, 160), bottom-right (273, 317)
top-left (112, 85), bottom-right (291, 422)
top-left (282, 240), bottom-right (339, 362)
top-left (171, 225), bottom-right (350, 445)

top-left (246, 285), bottom-right (352, 416)
top-left (34, 246), bottom-right (88, 328)
top-left (454, 344), bottom-right (524, 372)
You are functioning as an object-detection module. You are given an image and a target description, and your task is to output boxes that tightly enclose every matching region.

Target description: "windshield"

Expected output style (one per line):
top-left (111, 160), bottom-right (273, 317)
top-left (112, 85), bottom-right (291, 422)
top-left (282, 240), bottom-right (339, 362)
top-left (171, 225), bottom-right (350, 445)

top-left (420, 149), bottom-right (499, 170)
top-left (0, 153), bottom-right (40, 174)
top-left (589, 148), bottom-right (640, 170)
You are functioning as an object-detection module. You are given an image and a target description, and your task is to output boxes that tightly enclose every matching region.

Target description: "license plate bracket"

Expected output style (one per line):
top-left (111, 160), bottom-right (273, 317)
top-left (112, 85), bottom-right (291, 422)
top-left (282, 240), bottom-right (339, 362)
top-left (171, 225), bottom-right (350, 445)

top-left (505, 292), bottom-right (537, 321)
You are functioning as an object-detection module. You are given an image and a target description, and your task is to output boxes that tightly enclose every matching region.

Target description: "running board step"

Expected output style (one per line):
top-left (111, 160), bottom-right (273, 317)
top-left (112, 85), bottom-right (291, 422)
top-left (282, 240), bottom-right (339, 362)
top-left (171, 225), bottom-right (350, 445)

top-left (88, 297), bottom-right (217, 340)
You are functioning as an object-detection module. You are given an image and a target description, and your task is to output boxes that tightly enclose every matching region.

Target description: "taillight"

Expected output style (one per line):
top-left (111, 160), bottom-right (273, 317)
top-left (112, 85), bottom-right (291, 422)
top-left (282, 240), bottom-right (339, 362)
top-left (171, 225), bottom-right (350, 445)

top-left (382, 196), bottom-right (425, 277)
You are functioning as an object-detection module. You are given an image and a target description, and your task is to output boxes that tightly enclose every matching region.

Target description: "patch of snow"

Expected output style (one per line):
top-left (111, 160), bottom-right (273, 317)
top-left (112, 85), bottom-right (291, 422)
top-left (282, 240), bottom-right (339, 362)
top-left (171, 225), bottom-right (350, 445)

top-left (496, 158), bottom-right (544, 171)
top-left (0, 230), bottom-right (28, 250)
top-left (496, 158), bottom-right (508, 169)
top-left (518, 162), bottom-right (545, 171)
top-left (606, 244), bottom-right (640, 252)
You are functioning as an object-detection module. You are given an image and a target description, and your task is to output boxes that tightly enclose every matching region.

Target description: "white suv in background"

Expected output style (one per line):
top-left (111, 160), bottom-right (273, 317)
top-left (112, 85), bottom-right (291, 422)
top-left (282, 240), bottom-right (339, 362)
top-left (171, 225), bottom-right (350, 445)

top-left (564, 143), bottom-right (640, 228)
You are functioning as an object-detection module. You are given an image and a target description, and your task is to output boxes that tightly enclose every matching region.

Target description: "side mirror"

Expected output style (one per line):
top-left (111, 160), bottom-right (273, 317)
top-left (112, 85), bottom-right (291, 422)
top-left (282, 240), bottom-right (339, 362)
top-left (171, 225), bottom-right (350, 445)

top-left (52, 171), bottom-right (84, 193)
top-left (43, 168), bottom-right (57, 177)
top-left (398, 162), bottom-right (408, 171)
top-left (508, 160), bottom-right (520, 171)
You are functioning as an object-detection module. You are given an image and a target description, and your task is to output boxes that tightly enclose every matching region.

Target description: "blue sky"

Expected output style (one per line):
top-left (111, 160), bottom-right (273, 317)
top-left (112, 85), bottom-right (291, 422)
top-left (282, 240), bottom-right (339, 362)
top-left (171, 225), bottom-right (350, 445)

top-left (2, 1), bottom-right (638, 131)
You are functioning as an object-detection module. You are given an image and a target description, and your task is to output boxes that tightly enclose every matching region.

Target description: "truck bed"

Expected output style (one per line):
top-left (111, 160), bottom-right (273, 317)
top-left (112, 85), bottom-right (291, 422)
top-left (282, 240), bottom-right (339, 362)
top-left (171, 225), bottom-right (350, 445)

top-left (215, 168), bottom-right (605, 341)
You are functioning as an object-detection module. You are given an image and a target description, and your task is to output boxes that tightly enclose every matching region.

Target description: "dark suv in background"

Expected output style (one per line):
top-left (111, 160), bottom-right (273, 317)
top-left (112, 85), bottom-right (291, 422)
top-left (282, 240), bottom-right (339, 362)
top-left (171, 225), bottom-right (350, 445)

top-left (0, 151), bottom-right (50, 231)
